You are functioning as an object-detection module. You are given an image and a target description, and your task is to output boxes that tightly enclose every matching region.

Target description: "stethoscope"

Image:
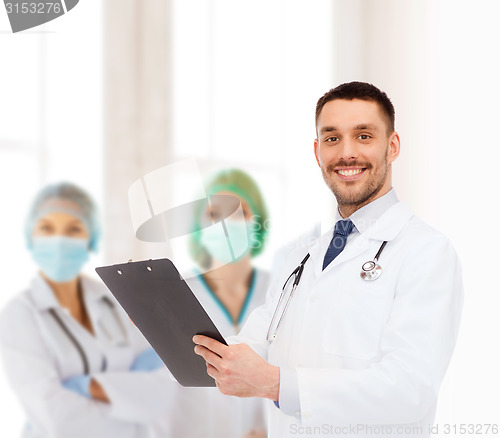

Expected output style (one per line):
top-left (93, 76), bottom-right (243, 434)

top-left (49, 297), bottom-right (129, 374)
top-left (266, 240), bottom-right (388, 342)
top-left (360, 241), bottom-right (387, 281)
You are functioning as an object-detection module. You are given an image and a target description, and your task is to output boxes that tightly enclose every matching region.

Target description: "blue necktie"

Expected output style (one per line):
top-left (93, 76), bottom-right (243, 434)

top-left (322, 219), bottom-right (354, 270)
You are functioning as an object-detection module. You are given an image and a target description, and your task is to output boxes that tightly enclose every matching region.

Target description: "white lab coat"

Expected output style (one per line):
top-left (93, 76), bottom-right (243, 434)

top-left (235, 202), bottom-right (464, 437)
top-left (152, 268), bottom-right (269, 438)
top-left (0, 274), bottom-right (172, 438)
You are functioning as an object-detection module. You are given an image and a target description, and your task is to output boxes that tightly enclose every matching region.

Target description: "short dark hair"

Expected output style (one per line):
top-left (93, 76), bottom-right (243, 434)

top-left (315, 81), bottom-right (395, 133)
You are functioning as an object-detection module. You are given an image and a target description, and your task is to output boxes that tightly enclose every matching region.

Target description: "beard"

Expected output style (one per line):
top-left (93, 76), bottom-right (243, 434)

top-left (320, 157), bottom-right (389, 209)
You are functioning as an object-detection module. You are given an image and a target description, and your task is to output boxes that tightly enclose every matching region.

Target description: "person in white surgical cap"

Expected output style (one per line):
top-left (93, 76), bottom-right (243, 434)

top-left (153, 169), bottom-right (270, 438)
top-left (0, 182), bottom-right (172, 438)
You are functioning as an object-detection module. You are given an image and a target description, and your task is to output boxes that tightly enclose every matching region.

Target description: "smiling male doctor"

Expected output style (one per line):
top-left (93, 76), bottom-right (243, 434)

top-left (193, 82), bottom-right (463, 437)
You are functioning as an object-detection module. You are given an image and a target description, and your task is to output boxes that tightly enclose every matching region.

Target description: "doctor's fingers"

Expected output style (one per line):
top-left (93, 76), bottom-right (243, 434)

top-left (206, 363), bottom-right (221, 381)
top-left (192, 335), bottom-right (228, 357)
top-left (194, 344), bottom-right (224, 370)
top-left (209, 365), bottom-right (239, 396)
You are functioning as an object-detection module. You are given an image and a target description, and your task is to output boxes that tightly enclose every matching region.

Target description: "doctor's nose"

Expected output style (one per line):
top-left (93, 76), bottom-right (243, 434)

top-left (338, 139), bottom-right (359, 161)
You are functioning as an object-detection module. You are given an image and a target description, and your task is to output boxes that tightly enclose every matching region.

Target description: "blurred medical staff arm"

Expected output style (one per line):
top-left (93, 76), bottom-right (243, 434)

top-left (90, 318), bottom-right (175, 422)
top-left (0, 299), bottom-right (141, 437)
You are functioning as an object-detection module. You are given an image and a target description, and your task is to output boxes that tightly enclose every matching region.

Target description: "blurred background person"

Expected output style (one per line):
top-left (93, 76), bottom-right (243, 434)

top-left (153, 169), bottom-right (269, 438)
top-left (0, 182), bottom-right (171, 438)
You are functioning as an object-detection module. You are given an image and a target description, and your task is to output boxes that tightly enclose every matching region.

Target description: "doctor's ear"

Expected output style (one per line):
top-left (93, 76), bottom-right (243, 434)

top-left (313, 139), bottom-right (321, 167)
top-left (387, 132), bottom-right (401, 164)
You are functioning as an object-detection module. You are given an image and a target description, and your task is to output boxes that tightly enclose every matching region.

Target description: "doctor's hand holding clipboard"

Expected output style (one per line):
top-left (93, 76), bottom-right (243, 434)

top-left (193, 82), bottom-right (463, 438)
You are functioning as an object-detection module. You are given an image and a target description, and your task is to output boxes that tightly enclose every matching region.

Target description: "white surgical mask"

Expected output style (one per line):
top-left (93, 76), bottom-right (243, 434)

top-left (200, 221), bottom-right (254, 264)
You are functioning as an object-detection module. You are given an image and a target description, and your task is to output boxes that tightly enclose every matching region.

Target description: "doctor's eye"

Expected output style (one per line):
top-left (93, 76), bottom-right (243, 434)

top-left (33, 221), bottom-right (55, 235)
top-left (357, 134), bottom-right (372, 140)
top-left (38, 224), bottom-right (54, 233)
top-left (324, 137), bottom-right (339, 143)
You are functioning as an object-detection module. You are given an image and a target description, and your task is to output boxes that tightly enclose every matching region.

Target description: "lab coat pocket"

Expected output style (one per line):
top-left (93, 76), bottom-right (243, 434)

top-left (321, 280), bottom-right (394, 363)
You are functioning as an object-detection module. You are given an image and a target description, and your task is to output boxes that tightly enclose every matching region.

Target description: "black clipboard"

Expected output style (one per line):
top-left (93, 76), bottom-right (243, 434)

top-left (95, 258), bottom-right (226, 387)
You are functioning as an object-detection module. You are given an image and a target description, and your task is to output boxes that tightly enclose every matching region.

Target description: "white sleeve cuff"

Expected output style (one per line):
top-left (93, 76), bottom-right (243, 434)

top-left (279, 367), bottom-right (301, 418)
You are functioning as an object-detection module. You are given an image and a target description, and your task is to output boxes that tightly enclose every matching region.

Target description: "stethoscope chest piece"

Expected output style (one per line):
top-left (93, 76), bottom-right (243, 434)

top-left (359, 240), bottom-right (388, 281)
top-left (360, 261), bottom-right (382, 281)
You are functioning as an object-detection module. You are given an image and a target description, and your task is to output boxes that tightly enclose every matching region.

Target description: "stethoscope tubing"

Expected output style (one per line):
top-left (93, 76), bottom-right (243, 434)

top-left (49, 297), bottom-right (128, 375)
top-left (49, 308), bottom-right (90, 374)
top-left (373, 241), bottom-right (388, 262)
top-left (267, 241), bottom-right (388, 342)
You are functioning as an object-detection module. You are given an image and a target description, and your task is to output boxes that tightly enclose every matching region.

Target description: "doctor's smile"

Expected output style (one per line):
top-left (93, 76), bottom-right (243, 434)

top-left (331, 165), bottom-right (369, 181)
top-left (335, 167), bottom-right (365, 178)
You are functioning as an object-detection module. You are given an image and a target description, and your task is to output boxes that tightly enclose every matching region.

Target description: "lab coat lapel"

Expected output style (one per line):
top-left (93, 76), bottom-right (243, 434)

top-left (81, 276), bottom-right (105, 326)
top-left (363, 202), bottom-right (414, 241)
top-left (308, 226), bottom-right (369, 278)
top-left (308, 227), bottom-right (333, 279)
top-left (27, 275), bottom-right (60, 310)
top-left (320, 233), bottom-right (370, 274)
top-left (316, 202), bottom-right (414, 275)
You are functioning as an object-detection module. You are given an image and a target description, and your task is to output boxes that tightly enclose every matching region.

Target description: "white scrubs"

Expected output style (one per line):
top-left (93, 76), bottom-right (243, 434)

top-left (0, 274), bottom-right (172, 438)
top-left (152, 268), bottom-right (269, 438)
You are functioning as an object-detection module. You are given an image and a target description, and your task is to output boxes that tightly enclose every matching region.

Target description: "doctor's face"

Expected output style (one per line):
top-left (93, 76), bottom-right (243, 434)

top-left (314, 99), bottom-right (400, 215)
top-left (32, 212), bottom-right (89, 240)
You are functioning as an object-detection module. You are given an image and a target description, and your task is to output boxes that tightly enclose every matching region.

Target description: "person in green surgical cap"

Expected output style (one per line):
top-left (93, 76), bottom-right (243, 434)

top-left (153, 169), bottom-right (270, 438)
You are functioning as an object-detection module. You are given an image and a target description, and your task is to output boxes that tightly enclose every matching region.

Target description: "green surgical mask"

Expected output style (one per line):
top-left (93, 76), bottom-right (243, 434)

top-left (200, 221), bottom-right (255, 265)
